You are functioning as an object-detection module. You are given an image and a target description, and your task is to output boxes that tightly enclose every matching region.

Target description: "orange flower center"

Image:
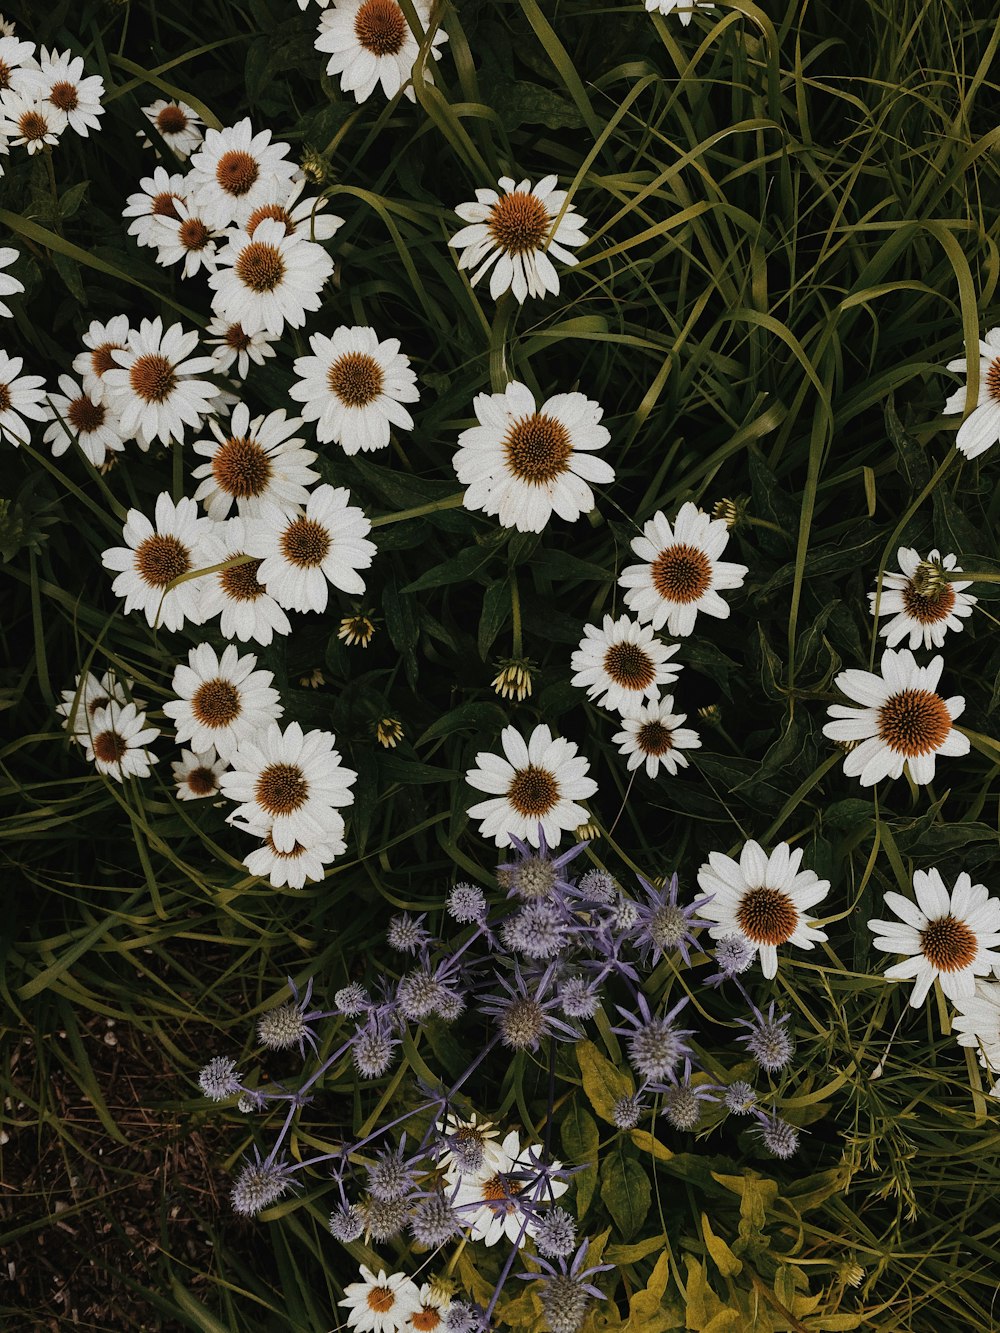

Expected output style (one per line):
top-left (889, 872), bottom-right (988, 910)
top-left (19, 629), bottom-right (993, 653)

top-left (651, 543), bottom-right (712, 604)
top-left (157, 104), bottom-right (189, 134)
top-left (504, 413), bottom-right (573, 484)
top-left (235, 241), bottom-right (285, 292)
top-left (0, 61), bottom-right (10, 91)
top-left (20, 110), bottom-right (49, 142)
top-left (366, 1286), bottom-right (396, 1314)
top-left (603, 641), bottom-right (655, 690)
top-left (354, 0), bottom-right (408, 56)
top-left (93, 730), bottom-right (128, 764)
top-left (49, 81), bottom-right (79, 112)
top-left (191, 678), bottom-right (242, 728)
top-left (987, 357), bottom-right (1000, 403)
top-left (91, 342), bottom-right (123, 377)
top-left (67, 395), bottom-right (106, 434)
top-left (256, 763), bottom-right (309, 815)
top-left (216, 149), bottom-right (260, 197)
top-left (0, 382), bottom-right (11, 413)
top-left (488, 190), bottom-right (551, 255)
top-left (186, 765), bottom-right (218, 795)
top-left (636, 719), bottom-right (674, 755)
top-left (212, 436), bottom-right (273, 499)
top-left (247, 203), bottom-right (295, 238)
top-left (736, 886), bottom-right (798, 946)
top-left (920, 914), bottom-right (978, 972)
top-left (506, 765), bottom-right (559, 817)
top-left (413, 1309), bottom-right (442, 1330)
top-left (221, 555), bottom-right (266, 602)
top-left (180, 217), bottom-right (211, 251)
top-left (135, 534), bottom-right (190, 588)
top-left (280, 517), bottom-right (331, 568)
top-left (327, 351), bottom-right (383, 407)
top-left (901, 579), bottom-right (956, 625)
top-left (129, 353), bottom-right (177, 403)
top-left (876, 688), bottom-right (952, 757)
top-left (224, 323), bottom-right (252, 351)
top-left (151, 192), bottom-right (183, 220)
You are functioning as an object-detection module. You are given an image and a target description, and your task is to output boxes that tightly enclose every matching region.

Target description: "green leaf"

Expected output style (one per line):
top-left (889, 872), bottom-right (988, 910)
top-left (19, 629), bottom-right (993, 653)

top-left (52, 250), bottom-right (86, 303)
top-left (886, 393), bottom-right (931, 489)
top-left (478, 578), bottom-right (510, 660)
top-left (561, 1102), bottom-right (599, 1218)
top-left (577, 1039), bottom-right (634, 1124)
top-left (402, 542), bottom-right (502, 593)
top-left (599, 1142), bottom-right (651, 1240)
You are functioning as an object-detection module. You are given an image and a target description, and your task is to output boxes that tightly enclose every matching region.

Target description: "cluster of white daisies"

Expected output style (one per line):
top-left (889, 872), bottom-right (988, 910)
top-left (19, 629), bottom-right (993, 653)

top-left (0, 21), bottom-right (104, 165)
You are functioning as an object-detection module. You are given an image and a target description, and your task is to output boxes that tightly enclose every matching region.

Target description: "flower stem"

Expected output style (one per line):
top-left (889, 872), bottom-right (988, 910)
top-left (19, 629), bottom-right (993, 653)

top-left (370, 492), bottom-right (466, 527)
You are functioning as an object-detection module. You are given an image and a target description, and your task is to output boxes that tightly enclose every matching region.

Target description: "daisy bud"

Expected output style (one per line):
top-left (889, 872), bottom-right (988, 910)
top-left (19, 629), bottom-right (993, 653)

top-left (375, 716), bottom-right (404, 748)
top-left (711, 497), bottom-right (742, 527)
top-left (300, 144), bottom-right (332, 185)
top-left (491, 657), bottom-right (535, 702)
top-left (338, 610), bottom-right (377, 646)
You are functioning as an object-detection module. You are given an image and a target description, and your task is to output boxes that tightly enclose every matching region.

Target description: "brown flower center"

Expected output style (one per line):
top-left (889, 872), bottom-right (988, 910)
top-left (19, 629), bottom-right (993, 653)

top-left (135, 534), bottom-right (190, 589)
top-left (480, 1173), bottom-right (522, 1211)
top-left (264, 832), bottom-right (306, 859)
top-left (191, 678), bottom-right (242, 728)
top-left (247, 204), bottom-right (295, 238)
top-left (234, 241), bottom-right (285, 293)
top-left (150, 191), bottom-right (183, 220)
top-left (651, 543), bottom-right (712, 604)
top-left (157, 104), bottom-right (189, 134)
top-left (877, 688), bottom-right (952, 757)
top-left (0, 382), bottom-right (11, 413)
top-left (179, 217), bottom-right (211, 251)
top-left (212, 436), bottom-right (273, 499)
top-left (92, 730), bottom-right (128, 764)
top-left (186, 766), bottom-right (218, 795)
top-left (900, 579), bottom-right (956, 625)
top-left (280, 517), bottom-right (331, 569)
top-left (67, 395), bottom-right (106, 434)
top-left (130, 353), bottom-right (177, 403)
top-left (327, 351), bottom-right (383, 407)
top-left (354, 0), bottom-right (408, 55)
top-left (256, 763), bottom-right (309, 815)
top-left (0, 61), bottom-right (10, 91)
top-left (488, 190), bottom-right (551, 255)
top-left (987, 357), bottom-right (1000, 404)
top-left (49, 81), bottom-right (79, 112)
top-left (736, 886), bottom-right (798, 946)
top-left (215, 149), bottom-right (260, 198)
top-left (87, 695), bottom-right (110, 717)
top-left (220, 554), bottom-right (266, 602)
top-left (503, 412), bottom-right (573, 485)
top-left (366, 1286), bottom-right (396, 1315)
top-left (506, 765), bottom-right (559, 817)
top-left (920, 914), bottom-right (978, 972)
top-left (19, 110), bottom-right (49, 142)
top-left (636, 720), bottom-right (674, 755)
top-left (603, 641), bottom-right (656, 691)
top-left (224, 323), bottom-right (252, 351)
top-left (413, 1309), bottom-right (442, 1331)
top-left (91, 342), bottom-right (123, 377)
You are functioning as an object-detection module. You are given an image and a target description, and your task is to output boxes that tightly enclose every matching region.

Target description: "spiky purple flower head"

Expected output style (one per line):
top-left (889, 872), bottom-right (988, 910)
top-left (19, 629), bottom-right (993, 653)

top-left (660, 1075), bottom-right (718, 1131)
top-left (723, 1080), bottom-right (757, 1115)
top-left (502, 899), bottom-right (571, 959)
top-left (387, 911), bottom-right (432, 954)
top-left (752, 1111), bottom-right (800, 1159)
top-left (612, 1093), bottom-right (645, 1129)
top-left (497, 825), bottom-right (588, 901)
top-left (410, 1190), bottom-right (462, 1246)
top-left (559, 975), bottom-right (602, 1020)
top-left (361, 1193), bottom-right (409, 1241)
top-left (517, 1240), bottom-right (614, 1333)
top-left (335, 981), bottom-right (371, 1015)
top-left (736, 1001), bottom-right (795, 1072)
top-left (257, 977), bottom-right (319, 1056)
top-left (705, 934), bottom-right (755, 986)
top-left (352, 1016), bottom-right (399, 1078)
top-left (328, 1201), bottom-right (364, 1242)
top-left (611, 992), bottom-right (694, 1083)
top-left (574, 867), bottom-right (617, 904)
top-left (231, 1148), bottom-right (298, 1216)
top-left (480, 963), bottom-right (581, 1053)
top-left (397, 966), bottom-right (445, 1021)
top-left (448, 882), bottom-right (488, 923)
top-left (629, 873), bottom-right (711, 966)
top-left (534, 1205), bottom-right (578, 1258)
top-left (199, 1055), bottom-right (242, 1101)
top-left (446, 1300), bottom-right (491, 1333)
top-left (366, 1138), bottom-right (418, 1201)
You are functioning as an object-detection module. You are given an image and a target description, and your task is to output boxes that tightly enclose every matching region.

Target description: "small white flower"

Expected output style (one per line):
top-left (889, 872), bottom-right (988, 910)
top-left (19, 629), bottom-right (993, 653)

top-left (942, 326), bottom-right (1000, 460)
top-left (204, 315), bottom-right (278, 380)
top-left (644, 0), bottom-right (715, 23)
top-left (163, 643), bottom-right (283, 762)
top-left (619, 502), bottom-right (748, 637)
top-left (951, 981), bottom-right (1000, 1071)
top-left (208, 217), bottom-right (334, 336)
top-left (289, 325), bottom-right (419, 452)
top-left (197, 516), bottom-right (292, 646)
top-left (823, 648), bottom-right (970, 787)
top-left (101, 492), bottom-right (217, 632)
top-left (868, 870), bottom-right (1000, 1007)
top-left (219, 720), bottom-right (357, 853)
top-left (696, 840), bottom-right (830, 980)
top-left (192, 402), bottom-right (318, 521)
top-left (466, 723), bottom-right (598, 849)
top-left (570, 614), bottom-right (680, 713)
top-left (337, 1265), bottom-right (421, 1333)
top-left (405, 1285), bottom-right (451, 1332)
top-left (102, 316), bottom-right (218, 450)
top-left (0, 35), bottom-right (36, 93)
top-left (448, 174), bottom-right (588, 303)
top-left (123, 166), bottom-right (187, 248)
top-left (243, 827), bottom-right (346, 888)
top-left (315, 0), bottom-right (448, 104)
top-left (0, 246), bottom-right (23, 318)
top-left (0, 89), bottom-right (66, 151)
top-left (447, 1129), bottom-right (568, 1247)
top-left (140, 98), bottom-right (205, 159)
top-left (455, 380), bottom-right (614, 533)
top-left (43, 373), bottom-right (125, 467)
top-left (0, 349), bottom-right (50, 447)
top-left (250, 484), bottom-right (376, 613)
top-left (73, 315), bottom-right (133, 404)
top-left (187, 117), bottom-right (299, 230)
top-left (150, 197), bottom-right (223, 278)
top-left (613, 696), bottom-right (701, 778)
top-left (17, 47), bottom-right (105, 136)
top-left (869, 547), bottom-right (976, 650)
top-left (56, 670), bottom-right (131, 744)
top-left (172, 746), bottom-right (228, 801)
top-left (83, 701), bottom-right (160, 782)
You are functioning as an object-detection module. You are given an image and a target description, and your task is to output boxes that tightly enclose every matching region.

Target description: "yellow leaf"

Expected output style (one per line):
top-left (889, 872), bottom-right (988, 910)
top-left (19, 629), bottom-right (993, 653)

top-left (701, 1213), bottom-right (743, 1279)
top-left (629, 1128), bottom-right (674, 1161)
top-left (577, 1040), bottom-right (634, 1124)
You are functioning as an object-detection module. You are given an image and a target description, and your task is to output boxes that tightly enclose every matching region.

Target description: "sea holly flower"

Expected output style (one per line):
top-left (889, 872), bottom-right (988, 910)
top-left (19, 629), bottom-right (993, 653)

top-left (751, 1112), bottom-right (800, 1160)
top-left (823, 648), bottom-right (969, 786)
top-left (736, 1001), bottom-right (796, 1072)
top-left (479, 963), bottom-right (581, 1052)
top-left (315, 0), bottom-right (448, 104)
top-left (942, 326), bottom-right (1000, 459)
top-left (448, 174), bottom-right (588, 303)
top-left (231, 1149), bottom-right (299, 1216)
top-left (628, 872), bottom-right (709, 967)
top-left (696, 840), bottom-right (830, 980)
top-left (869, 548), bottom-right (976, 650)
top-left (611, 992), bottom-right (693, 1083)
top-left (867, 869), bottom-right (1000, 1006)
top-left (517, 1240), bottom-right (613, 1333)
top-left (497, 825), bottom-right (588, 900)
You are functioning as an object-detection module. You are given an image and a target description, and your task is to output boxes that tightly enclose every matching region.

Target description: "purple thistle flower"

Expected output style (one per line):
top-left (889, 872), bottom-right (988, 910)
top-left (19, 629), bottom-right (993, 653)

top-left (351, 1016), bottom-right (399, 1078)
top-left (334, 981), bottom-right (371, 1015)
top-left (257, 976), bottom-right (321, 1056)
top-left (448, 882), bottom-right (488, 923)
top-left (752, 1111), bottom-right (800, 1159)
top-left (366, 1136), bottom-right (418, 1201)
top-left (410, 1190), bottom-right (462, 1246)
top-left (502, 899), bottom-right (571, 959)
top-left (328, 1201), bottom-right (364, 1242)
top-left (199, 1055), bottom-right (243, 1101)
top-left (517, 1240), bottom-right (613, 1333)
top-left (534, 1205), bottom-right (578, 1258)
top-left (230, 1148), bottom-right (298, 1216)
top-left (657, 1064), bottom-right (719, 1130)
top-left (497, 825), bottom-right (588, 901)
top-left (572, 867), bottom-right (617, 904)
top-left (387, 911), bottom-right (432, 954)
top-left (361, 1193), bottom-right (409, 1241)
top-left (629, 873), bottom-right (710, 967)
top-left (480, 963), bottom-right (581, 1052)
top-left (397, 966), bottom-right (445, 1021)
top-left (705, 934), bottom-right (755, 986)
top-left (558, 975), bottom-right (603, 1020)
top-left (736, 1001), bottom-right (795, 1073)
top-left (446, 1301), bottom-right (491, 1333)
top-left (611, 992), bottom-right (694, 1083)
top-left (723, 1080), bottom-right (757, 1115)
top-left (612, 1093), bottom-right (645, 1129)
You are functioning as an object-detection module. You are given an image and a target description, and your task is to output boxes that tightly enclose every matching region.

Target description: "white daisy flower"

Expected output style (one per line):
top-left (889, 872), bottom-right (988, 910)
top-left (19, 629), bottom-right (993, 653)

top-left (448, 1129), bottom-right (568, 1247)
top-left (163, 643), bottom-right (283, 762)
top-left (570, 614), bottom-right (680, 713)
top-left (208, 217), bottom-right (334, 337)
top-left (172, 746), bottom-right (228, 801)
top-left (315, 0), bottom-right (448, 104)
top-left (869, 547), bottom-right (976, 650)
top-left (644, 0), bottom-right (715, 23)
top-left (435, 1111), bottom-right (506, 1177)
top-left (243, 825), bottom-right (346, 889)
top-left (56, 669), bottom-right (131, 744)
top-left (0, 89), bottom-right (66, 151)
top-left (204, 316), bottom-right (278, 380)
top-left (405, 1284), bottom-right (450, 1332)
top-left (0, 35), bottom-right (35, 93)
top-left (338, 1265), bottom-right (421, 1333)
top-left (151, 197), bottom-right (222, 278)
top-left (465, 723), bottom-right (598, 849)
top-left (43, 373), bottom-right (125, 467)
top-left (83, 701), bottom-right (160, 782)
top-left (289, 325), bottom-right (419, 452)
top-left (619, 502), bottom-right (748, 637)
top-left (868, 870), bottom-right (1000, 1007)
top-left (454, 381), bottom-right (614, 533)
top-left (951, 981), bottom-right (1000, 1071)
top-left (187, 117), bottom-right (299, 230)
top-left (0, 349), bottom-right (50, 447)
top-left (73, 315), bottom-right (133, 405)
top-left (101, 492), bottom-right (217, 632)
top-left (0, 246), bottom-right (23, 318)
top-left (448, 174), bottom-right (588, 304)
top-left (192, 403), bottom-right (318, 521)
top-left (123, 167), bottom-right (188, 248)
top-left (244, 176), bottom-right (344, 242)
top-left (140, 98), bottom-right (205, 159)
top-left (250, 484), bottom-right (376, 613)
top-left (822, 648), bottom-right (969, 787)
top-left (17, 47), bottom-right (104, 136)
top-left (197, 517), bottom-right (292, 646)
top-left (613, 696), bottom-right (701, 778)
top-left (942, 326), bottom-right (1000, 460)
top-left (102, 317), bottom-right (218, 450)
top-left (219, 720), bottom-right (357, 853)
top-left (696, 840), bottom-right (830, 980)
